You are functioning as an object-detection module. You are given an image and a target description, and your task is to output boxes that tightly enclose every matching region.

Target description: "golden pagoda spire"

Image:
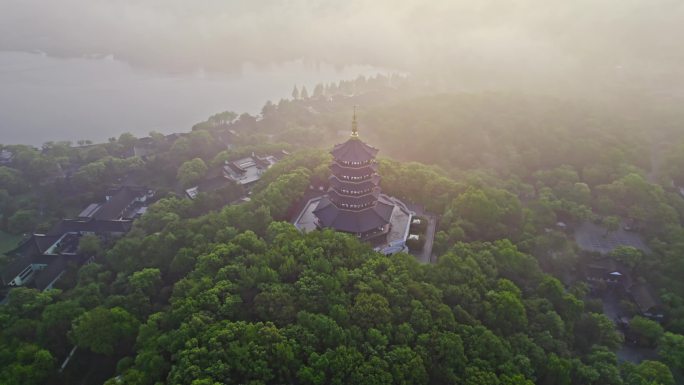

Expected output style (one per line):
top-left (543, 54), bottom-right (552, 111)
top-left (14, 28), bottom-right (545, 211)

top-left (351, 105), bottom-right (359, 138)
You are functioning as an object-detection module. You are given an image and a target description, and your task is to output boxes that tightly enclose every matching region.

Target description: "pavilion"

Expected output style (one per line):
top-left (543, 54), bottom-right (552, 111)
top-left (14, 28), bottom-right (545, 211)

top-left (293, 109), bottom-right (412, 254)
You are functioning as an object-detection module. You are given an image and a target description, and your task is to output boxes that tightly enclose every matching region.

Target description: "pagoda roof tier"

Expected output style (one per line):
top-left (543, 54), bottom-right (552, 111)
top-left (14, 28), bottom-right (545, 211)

top-left (328, 189), bottom-right (380, 208)
top-left (329, 175), bottom-right (381, 191)
top-left (331, 138), bottom-right (379, 163)
top-left (313, 197), bottom-right (393, 233)
top-left (330, 162), bottom-right (377, 179)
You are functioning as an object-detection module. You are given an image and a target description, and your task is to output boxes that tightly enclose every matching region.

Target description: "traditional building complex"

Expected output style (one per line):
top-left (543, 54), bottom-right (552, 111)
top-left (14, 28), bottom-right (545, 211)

top-left (1, 185), bottom-right (154, 290)
top-left (294, 111), bottom-right (412, 254)
top-left (185, 151), bottom-right (287, 199)
top-left (223, 154), bottom-right (280, 186)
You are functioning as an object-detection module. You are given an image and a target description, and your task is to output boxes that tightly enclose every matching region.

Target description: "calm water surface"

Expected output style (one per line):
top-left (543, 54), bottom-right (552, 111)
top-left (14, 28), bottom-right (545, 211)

top-left (0, 51), bottom-right (384, 145)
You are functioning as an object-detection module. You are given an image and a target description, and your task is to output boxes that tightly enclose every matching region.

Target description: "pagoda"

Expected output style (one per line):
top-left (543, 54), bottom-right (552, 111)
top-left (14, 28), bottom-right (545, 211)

top-left (313, 109), bottom-right (394, 240)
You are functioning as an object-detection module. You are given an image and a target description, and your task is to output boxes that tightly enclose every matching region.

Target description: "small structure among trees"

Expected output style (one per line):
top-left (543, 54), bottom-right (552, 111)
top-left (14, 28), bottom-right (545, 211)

top-left (295, 110), bottom-right (415, 254)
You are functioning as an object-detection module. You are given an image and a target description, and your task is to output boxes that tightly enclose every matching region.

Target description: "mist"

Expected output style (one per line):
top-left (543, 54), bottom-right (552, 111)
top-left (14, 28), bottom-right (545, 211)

top-left (2, 1), bottom-right (682, 84)
top-left (0, 51), bottom-right (385, 144)
top-left (1, 0), bottom-right (683, 143)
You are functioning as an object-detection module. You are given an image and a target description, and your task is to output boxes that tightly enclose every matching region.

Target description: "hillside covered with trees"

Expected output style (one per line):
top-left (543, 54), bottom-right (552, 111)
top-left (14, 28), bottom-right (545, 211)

top-left (2, 76), bottom-right (684, 384)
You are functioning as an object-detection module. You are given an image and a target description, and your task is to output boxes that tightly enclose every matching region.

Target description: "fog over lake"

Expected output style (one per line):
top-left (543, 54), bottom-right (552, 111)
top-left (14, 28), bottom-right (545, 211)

top-left (0, 51), bottom-right (385, 145)
top-left (2, 1), bottom-right (683, 146)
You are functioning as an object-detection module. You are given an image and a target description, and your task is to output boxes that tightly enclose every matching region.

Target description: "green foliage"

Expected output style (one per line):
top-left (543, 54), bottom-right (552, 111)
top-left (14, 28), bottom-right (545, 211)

top-left (574, 312), bottom-right (623, 352)
top-left (445, 187), bottom-right (523, 241)
top-left (7, 209), bottom-right (38, 234)
top-left (622, 360), bottom-right (675, 385)
top-left (629, 316), bottom-right (665, 347)
top-left (177, 158), bottom-right (208, 188)
top-left (484, 287), bottom-right (528, 335)
top-left (207, 110), bottom-right (238, 126)
top-left (0, 344), bottom-right (56, 385)
top-left (77, 234), bottom-right (101, 256)
top-left (38, 300), bottom-right (85, 353)
top-left (0, 166), bottom-right (27, 194)
top-left (6, 89), bottom-right (684, 384)
top-left (595, 173), bottom-right (678, 235)
top-left (73, 156), bottom-right (143, 192)
top-left (664, 140), bottom-right (684, 186)
top-left (129, 268), bottom-right (162, 296)
top-left (253, 168), bottom-right (311, 219)
top-left (659, 332), bottom-right (684, 371)
top-left (70, 307), bottom-right (140, 355)
top-left (117, 132), bottom-right (138, 149)
top-left (610, 246), bottom-right (643, 269)
top-left (167, 320), bottom-right (299, 385)
top-left (378, 159), bottom-right (463, 213)
top-left (80, 220), bottom-right (624, 384)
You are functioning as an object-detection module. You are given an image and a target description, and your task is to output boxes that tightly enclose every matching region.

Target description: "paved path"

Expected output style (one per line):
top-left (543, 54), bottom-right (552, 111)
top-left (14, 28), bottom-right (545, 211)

top-left (404, 203), bottom-right (438, 264)
top-left (405, 212), bottom-right (437, 263)
top-left (574, 221), bottom-right (650, 255)
top-left (420, 214), bottom-right (437, 263)
top-left (617, 345), bottom-right (658, 364)
top-left (600, 290), bottom-right (658, 364)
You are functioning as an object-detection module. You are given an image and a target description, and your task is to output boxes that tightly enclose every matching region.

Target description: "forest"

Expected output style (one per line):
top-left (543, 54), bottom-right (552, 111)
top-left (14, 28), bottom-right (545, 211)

top-left (1, 75), bottom-right (684, 384)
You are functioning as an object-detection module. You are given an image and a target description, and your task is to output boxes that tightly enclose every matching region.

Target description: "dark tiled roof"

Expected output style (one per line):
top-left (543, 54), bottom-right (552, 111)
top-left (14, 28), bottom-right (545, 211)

top-left (584, 258), bottom-right (632, 284)
top-left (34, 235), bottom-right (61, 253)
top-left (137, 137), bottom-right (155, 145)
top-left (94, 186), bottom-right (147, 220)
top-left (204, 166), bottom-right (225, 180)
top-left (32, 256), bottom-right (68, 290)
top-left (1, 257), bottom-right (30, 285)
top-left (272, 149), bottom-right (290, 161)
top-left (198, 176), bottom-right (232, 192)
top-left (216, 130), bottom-right (237, 145)
top-left (331, 138), bottom-right (378, 163)
top-left (585, 259), bottom-right (617, 278)
top-left (92, 220), bottom-right (132, 233)
top-left (78, 203), bottom-right (102, 219)
top-left (226, 162), bottom-right (246, 174)
top-left (1, 254), bottom-right (54, 285)
top-left (6, 234), bottom-right (60, 258)
top-left (165, 133), bottom-right (185, 141)
top-left (630, 283), bottom-right (660, 313)
top-left (49, 219), bottom-right (132, 235)
top-left (313, 197), bottom-right (393, 233)
top-left (254, 157), bottom-right (271, 169)
top-left (6, 237), bottom-right (39, 259)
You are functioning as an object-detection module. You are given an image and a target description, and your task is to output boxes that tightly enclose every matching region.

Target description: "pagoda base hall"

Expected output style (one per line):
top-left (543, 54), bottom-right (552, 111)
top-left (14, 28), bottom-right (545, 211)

top-left (292, 110), bottom-right (412, 255)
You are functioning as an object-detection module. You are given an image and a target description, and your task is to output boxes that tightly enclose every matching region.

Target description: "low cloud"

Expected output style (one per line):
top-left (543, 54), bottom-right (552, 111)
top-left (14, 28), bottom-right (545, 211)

top-left (1, 0), bottom-right (683, 96)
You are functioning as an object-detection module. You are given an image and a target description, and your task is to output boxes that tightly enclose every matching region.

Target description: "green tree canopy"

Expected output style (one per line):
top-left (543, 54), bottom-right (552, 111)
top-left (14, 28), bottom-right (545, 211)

top-left (70, 307), bottom-right (140, 356)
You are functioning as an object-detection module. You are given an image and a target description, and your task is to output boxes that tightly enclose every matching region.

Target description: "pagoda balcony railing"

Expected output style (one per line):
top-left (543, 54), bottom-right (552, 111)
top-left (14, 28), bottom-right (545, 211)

top-left (331, 159), bottom-right (377, 170)
top-left (358, 223), bottom-right (391, 241)
top-left (337, 174), bottom-right (374, 182)
top-left (332, 187), bottom-right (379, 198)
top-left (329, 174), bottom-right (380, 186)
top-left (336, 159), bottom-right (373, 167)
top-left (330, 200), bottom-right (378, 212)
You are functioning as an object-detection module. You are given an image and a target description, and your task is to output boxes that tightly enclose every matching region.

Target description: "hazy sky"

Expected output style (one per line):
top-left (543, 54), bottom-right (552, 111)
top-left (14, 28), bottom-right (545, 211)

top-left (2, 1), bottom-right (682, 79)
top-left (1, 1), bottom-right (683, 143)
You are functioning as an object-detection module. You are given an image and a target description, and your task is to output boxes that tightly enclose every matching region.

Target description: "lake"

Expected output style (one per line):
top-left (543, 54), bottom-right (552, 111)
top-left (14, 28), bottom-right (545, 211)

top-left (0, 51), bottom-right (386, 146)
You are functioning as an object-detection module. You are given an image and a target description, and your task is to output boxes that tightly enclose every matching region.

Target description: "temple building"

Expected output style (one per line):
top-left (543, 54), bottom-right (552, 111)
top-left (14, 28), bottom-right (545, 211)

top-left (294, 110), bottom-right (412, 254)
